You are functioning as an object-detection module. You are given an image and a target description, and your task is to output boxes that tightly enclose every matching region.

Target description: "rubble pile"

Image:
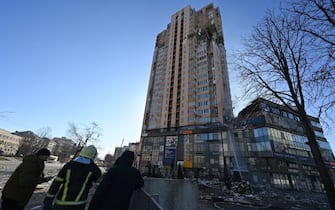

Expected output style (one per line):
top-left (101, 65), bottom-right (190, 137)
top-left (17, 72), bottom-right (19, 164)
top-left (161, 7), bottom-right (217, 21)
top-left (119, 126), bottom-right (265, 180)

top-left (198, 179), bottom-right (330, 210)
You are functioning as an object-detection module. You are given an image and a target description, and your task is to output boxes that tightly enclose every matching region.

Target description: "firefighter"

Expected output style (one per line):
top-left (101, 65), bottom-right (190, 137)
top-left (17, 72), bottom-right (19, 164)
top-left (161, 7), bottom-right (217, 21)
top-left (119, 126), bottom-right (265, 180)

top-left (43, 145), bottom-right (101, 210)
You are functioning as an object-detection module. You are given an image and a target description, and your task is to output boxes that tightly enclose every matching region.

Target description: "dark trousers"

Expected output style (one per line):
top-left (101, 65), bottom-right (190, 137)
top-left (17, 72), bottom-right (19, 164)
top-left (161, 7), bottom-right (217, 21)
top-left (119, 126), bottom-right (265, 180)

top-left (0, 195), bottom-right (24, 210)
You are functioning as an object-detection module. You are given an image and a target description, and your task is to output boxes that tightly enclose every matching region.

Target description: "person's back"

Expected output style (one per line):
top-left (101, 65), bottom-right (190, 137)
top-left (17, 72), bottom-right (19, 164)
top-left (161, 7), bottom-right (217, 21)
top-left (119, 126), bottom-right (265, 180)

top-left (1, 148), bottom-right (51, 210)
top-left (43, 145), bottom-right (101, 210)
top-left (88, 151), bottom-right (144, 210)
top-left (49, 160), bottom-right (100, 203)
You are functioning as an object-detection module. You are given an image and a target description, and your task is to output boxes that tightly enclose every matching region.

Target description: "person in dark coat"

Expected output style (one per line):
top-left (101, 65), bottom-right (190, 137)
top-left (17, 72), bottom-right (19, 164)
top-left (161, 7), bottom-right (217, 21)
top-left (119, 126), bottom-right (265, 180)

top-left (1, 148), bottom-right (52, 210)
top-left (87, 151), bottom-right (144, 210)
top-left (43, 145), bottom-right (101, 210)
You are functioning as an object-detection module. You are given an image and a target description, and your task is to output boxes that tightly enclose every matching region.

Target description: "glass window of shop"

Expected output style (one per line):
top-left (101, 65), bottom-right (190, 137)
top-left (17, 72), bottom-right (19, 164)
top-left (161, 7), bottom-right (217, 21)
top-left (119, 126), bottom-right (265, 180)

top-left (195, 132), bottom-right (221, 141)
top-left (253, 127), bottom-right (268, 142)
top-left (272, 173), bottom-right (290, 189)
top-left (209, 143), bottom-right (221, 152)
top-left (194, 143), bottom-right (205, 153)
top-left (194, 155), bottom-right (205, 167)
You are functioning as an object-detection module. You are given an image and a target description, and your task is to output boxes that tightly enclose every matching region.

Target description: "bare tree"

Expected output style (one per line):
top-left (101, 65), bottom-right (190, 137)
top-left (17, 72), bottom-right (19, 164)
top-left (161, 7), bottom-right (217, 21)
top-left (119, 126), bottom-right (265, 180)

top-left (288, 0), bottom-right (335, 117)
top-left (52, 138), bottom-right (77, 162)
top-left (289, 0), bottom-right (335, 53)
top-left (67, 122), bottom-right (102, 158)
top-left (16, 131), bottom-right (48, 156)
top-left (36, 126), bottom-right (52, 138)
top-left (235, 10), bottom-right (335, 208)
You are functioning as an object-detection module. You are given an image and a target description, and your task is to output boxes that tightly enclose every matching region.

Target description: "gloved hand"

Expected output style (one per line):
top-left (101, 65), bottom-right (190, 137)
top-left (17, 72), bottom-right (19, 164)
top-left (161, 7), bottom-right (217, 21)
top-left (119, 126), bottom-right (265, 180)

top-left (43, 197), bottom-right (53, 210)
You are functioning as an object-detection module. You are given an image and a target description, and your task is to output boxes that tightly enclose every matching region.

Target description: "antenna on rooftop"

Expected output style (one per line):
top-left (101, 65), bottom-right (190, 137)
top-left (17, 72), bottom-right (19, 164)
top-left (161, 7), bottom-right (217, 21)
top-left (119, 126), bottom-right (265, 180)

top-left (120, 138), bottom-right (124, 147)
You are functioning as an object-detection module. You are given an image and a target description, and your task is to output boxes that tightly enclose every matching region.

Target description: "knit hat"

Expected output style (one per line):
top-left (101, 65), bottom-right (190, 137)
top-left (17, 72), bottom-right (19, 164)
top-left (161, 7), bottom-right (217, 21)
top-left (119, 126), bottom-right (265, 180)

top-left (37, 148), bottom-right (51, 156)
top-left (79, 145), bottom-right (97, 159)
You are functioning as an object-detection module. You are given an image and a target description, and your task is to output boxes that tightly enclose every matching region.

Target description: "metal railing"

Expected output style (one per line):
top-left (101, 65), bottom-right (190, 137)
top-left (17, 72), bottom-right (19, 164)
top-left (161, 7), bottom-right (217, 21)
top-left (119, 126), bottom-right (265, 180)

top-left (129, 188), bottom-right (163, 210)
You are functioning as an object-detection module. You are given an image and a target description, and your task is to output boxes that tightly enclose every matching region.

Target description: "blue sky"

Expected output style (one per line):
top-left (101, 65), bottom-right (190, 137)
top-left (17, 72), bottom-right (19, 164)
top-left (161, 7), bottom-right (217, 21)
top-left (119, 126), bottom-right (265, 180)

top-left (1, 0), bottom-right (333, 157)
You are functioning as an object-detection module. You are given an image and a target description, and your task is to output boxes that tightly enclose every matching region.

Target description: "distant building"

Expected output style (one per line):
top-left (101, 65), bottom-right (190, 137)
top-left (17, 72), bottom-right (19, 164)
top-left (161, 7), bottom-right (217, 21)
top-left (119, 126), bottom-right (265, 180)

top-left (113, 146), bottom-right (130, 160)
top-left (110, 143), bottom-right (140, 166)
top-left (51, 137), bottom-right (76, 162)
top-left (0, 128), bottom-right (22, 155)
top-left (1, 129), bottom-right (78, 162)
top-left (47, 139), bottom-right (57, 154)
top-left (236, 98), bottom-right (335, 192)
top-left (13, 130), bottom-right (38, 139)
top-left (12, 130), bottom-right (48, 155)
top-left (129, 142), bottom-right (140, 154)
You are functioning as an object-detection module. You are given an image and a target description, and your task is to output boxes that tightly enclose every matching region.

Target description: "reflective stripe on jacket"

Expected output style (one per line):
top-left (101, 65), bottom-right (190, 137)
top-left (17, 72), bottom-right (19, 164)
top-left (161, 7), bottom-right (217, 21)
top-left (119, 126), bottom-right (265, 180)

top-left (46, 160), bottom-right (101, 206)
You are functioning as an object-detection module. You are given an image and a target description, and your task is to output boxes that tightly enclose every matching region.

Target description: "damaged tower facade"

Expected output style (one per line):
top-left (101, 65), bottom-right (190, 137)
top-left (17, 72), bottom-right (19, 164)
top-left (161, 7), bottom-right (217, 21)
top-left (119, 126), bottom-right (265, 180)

top-left (139, 4), bottom-right (239, 178)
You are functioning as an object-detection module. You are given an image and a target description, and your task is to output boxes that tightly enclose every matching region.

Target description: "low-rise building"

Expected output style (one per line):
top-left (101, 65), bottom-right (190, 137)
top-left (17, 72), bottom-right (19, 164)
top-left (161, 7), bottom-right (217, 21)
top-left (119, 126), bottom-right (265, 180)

top-left (52, 137), bottom-right (76, 162)
top-left (0, 128), bottom-right (22, 155)
top-left (138, 98), bottom-right (335, 192)
top-left (13, 130), bottom-right (48, 155)
top-left (236, 98), bottom-right (335, 192)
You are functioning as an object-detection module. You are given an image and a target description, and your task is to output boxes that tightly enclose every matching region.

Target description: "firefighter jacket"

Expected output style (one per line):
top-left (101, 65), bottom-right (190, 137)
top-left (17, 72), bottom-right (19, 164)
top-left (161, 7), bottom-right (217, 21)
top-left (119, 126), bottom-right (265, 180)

top-left (44, 158), bottom-right (101, 208)
top-left (2, 154), bottom-right (46, 207)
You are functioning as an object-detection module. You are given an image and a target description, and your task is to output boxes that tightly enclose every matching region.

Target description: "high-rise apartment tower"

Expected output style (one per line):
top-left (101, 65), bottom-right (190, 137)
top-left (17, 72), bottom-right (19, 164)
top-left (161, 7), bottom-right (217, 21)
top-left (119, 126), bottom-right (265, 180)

top-left (143, 3), bottom-right (232, 132)
top-left (139, 4), bottom-right (234, 176)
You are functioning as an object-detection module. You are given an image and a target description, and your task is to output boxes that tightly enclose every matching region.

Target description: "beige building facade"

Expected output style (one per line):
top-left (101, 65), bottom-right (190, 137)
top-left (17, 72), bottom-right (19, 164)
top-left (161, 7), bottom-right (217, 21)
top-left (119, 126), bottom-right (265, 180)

top-left (0, 128), bottom-right (22, 155)
top-left (142, 4), bottom-right (233, 132)
top-left (140, 4), bottom-right (234, 176)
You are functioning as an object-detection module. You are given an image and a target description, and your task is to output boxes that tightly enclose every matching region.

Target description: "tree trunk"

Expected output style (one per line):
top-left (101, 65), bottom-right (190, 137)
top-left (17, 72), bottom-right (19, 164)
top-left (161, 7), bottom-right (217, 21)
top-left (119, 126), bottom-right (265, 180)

top-left (300, 114), bottom-right (335, 209)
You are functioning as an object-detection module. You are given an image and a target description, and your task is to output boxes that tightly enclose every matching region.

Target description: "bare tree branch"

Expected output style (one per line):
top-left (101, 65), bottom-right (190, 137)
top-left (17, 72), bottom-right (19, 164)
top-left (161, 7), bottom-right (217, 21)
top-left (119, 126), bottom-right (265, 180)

top-left (36, 126), bottom-right (52, 138)
top-left (67, 122), bottom-right (102, 158)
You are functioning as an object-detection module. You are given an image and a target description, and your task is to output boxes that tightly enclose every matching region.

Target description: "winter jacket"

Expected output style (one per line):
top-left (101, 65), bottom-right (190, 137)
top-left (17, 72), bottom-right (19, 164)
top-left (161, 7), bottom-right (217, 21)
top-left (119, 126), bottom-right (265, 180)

top-left (87, 163), bottom-right (144, 210)
top-left (44, 158), bottom-right (101, 209)
top-left (2, 154), bottom-right (46, 207)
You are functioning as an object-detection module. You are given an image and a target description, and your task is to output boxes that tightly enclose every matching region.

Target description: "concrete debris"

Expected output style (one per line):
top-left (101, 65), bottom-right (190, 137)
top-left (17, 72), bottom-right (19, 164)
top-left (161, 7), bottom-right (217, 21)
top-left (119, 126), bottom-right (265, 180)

top-left (198, 179), bottom-right (331, 210)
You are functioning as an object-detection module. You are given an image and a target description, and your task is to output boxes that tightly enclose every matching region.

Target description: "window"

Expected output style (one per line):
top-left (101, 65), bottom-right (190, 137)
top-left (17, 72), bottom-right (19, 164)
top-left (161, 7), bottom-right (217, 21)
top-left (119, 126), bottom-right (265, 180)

top-left (260, 103), bottom-right (270, 112)
top-left (188, 117), bottom-right (195, 122)
top-left (256, 141), bottom-right (271, 151)
top-left (200, 133), bottom-right (209, 140)
top-left (314, 131), bottom-right (325, 138)
top-left (287, 112), bottom-right (294, 119)
top-left (272, 173), bottom-right (290, 189)
top-left (194, 143), bottom-right (204, 152)
top-left (211, 133), bottom-right (219, 140)
top-left (310, 120), bottom-right (322, 128)
top-left (143, 145), bottom-right (152, 152)
top-left (318, 140), bottom-right (331, 150)
top-left (253, 127), bottom-right (268, 139)
top-left (271, 107), bottom-right (280, 115)
top-left (210, 144), bottom-right (220, 152)
top-left (199, 117), bottom-right (210, 122)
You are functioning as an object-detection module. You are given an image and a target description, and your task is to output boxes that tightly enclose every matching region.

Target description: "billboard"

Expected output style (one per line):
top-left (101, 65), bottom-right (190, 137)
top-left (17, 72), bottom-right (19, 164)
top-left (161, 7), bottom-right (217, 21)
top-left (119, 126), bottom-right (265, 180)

top-left (163, 136), bottom-right (178, 165)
